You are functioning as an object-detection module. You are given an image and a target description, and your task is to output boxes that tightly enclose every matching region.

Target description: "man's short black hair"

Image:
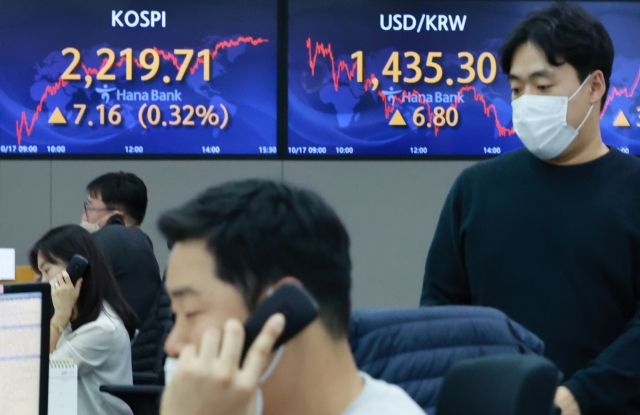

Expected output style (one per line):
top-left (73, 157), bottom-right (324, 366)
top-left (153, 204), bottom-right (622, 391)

top-left (87, 172), bottom-right (148, 225)
top-left (158, 179), bottom-right (352, 339)
top-left (500, 2), bottom-right (614, 109)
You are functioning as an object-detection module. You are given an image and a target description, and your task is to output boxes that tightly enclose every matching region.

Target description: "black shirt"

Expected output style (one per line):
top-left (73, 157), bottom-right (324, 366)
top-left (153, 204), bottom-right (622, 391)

top-left (420, 148), bottom-right (640, 415)
top-left (93, 218), bottom-right (161, 327)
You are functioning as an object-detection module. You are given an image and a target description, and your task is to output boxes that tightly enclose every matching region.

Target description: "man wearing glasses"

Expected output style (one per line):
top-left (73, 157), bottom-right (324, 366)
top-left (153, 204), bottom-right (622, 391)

top-left (81, 171), bottom-right (149, 231)
top-left (81, 172), bottom-right (161, 330)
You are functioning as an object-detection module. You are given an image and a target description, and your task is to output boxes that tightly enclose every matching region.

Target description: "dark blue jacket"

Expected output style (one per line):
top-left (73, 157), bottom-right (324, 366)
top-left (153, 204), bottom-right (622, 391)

top-left (349, 306), bottom-right (545, 415)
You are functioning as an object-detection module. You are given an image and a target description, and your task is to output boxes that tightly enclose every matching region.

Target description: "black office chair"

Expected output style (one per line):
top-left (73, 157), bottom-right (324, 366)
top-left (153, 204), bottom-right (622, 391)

top-left (349, 306), bottom-right (546, 414)
top-left (131, 285), bottom-right (174, 386)
top-left (101, 286), bottom-right (172, 415)
top-left (437, 354), bottom-right (561, 415)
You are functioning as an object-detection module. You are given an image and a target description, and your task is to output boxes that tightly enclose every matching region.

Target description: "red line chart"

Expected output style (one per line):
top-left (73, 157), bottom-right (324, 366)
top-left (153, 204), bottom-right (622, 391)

top-left (601, 67), bottom-right (640, 118)
top-left (306, 38), bottom-right (513, 136)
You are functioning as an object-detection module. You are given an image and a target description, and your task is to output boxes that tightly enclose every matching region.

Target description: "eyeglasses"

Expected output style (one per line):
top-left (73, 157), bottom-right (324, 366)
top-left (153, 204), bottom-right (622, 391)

top-left (83, 202), bottom-right (112, 216)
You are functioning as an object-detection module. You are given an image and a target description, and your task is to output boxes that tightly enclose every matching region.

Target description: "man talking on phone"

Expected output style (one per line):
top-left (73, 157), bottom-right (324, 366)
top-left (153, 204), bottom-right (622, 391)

top-left (82, 172), bottom-right (161, 328)
top-left (158, 180), bottom-right (425, 415)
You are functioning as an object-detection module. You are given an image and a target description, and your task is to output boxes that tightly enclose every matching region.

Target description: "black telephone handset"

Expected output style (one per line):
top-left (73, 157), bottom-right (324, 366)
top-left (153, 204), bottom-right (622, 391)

top-left (241, 283), bottom-right (319, 363)
top-left (66, 254), bottom-right (89, 285)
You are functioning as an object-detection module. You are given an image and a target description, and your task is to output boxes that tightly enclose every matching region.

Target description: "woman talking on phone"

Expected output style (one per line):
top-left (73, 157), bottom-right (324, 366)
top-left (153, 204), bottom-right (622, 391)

top-left (30, 225), bottom-right (138, 415)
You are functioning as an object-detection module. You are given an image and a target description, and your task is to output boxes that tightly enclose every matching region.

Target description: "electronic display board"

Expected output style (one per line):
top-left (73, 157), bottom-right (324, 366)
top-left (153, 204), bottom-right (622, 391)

top-left (288, 1), bottom-right (640, 157)
top-left (0, 0), bottom-right (278, 156)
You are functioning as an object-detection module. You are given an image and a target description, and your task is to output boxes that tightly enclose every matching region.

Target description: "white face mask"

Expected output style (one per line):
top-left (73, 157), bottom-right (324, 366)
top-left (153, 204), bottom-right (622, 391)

top-left (512, 74), bottom-right (593, 160)
top-left (163, 356), bottom-right (178, 386)
top-left (80, 212), bottom-right (115, 234)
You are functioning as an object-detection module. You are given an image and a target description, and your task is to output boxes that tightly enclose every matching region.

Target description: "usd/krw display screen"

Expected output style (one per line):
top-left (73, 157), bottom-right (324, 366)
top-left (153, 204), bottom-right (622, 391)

top-left (288, 1), bottom-right (640, 157)
top-left (0, 0), bottom-right (278, 156)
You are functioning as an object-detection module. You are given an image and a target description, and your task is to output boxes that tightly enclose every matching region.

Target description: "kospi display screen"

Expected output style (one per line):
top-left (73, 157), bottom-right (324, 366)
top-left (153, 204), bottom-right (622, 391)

top-left (0, 0), bottom-right (278, 156)
top-left (288, 1), bottom-right (640, 157)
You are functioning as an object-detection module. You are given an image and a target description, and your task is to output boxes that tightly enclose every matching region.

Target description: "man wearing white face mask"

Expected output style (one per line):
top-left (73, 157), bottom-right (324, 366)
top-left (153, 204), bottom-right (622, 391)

top-left (82, 172), bottom-right (148, 230)
top-left (420, 3), bottom-right (640, 415)
top-left (158, 180), bottom-right (426, 415)
top-left (512, 73), bottom-right (594, 161)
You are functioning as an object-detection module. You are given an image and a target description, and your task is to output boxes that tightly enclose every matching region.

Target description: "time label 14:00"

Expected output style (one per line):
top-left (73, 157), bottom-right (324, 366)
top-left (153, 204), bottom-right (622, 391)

top-left (60, 47), bottom-right (217, 83)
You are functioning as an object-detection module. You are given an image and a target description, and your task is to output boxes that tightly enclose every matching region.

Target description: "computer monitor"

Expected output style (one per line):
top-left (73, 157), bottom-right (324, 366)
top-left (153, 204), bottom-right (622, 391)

top-left (0, 283), bottom-right (52, 415)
